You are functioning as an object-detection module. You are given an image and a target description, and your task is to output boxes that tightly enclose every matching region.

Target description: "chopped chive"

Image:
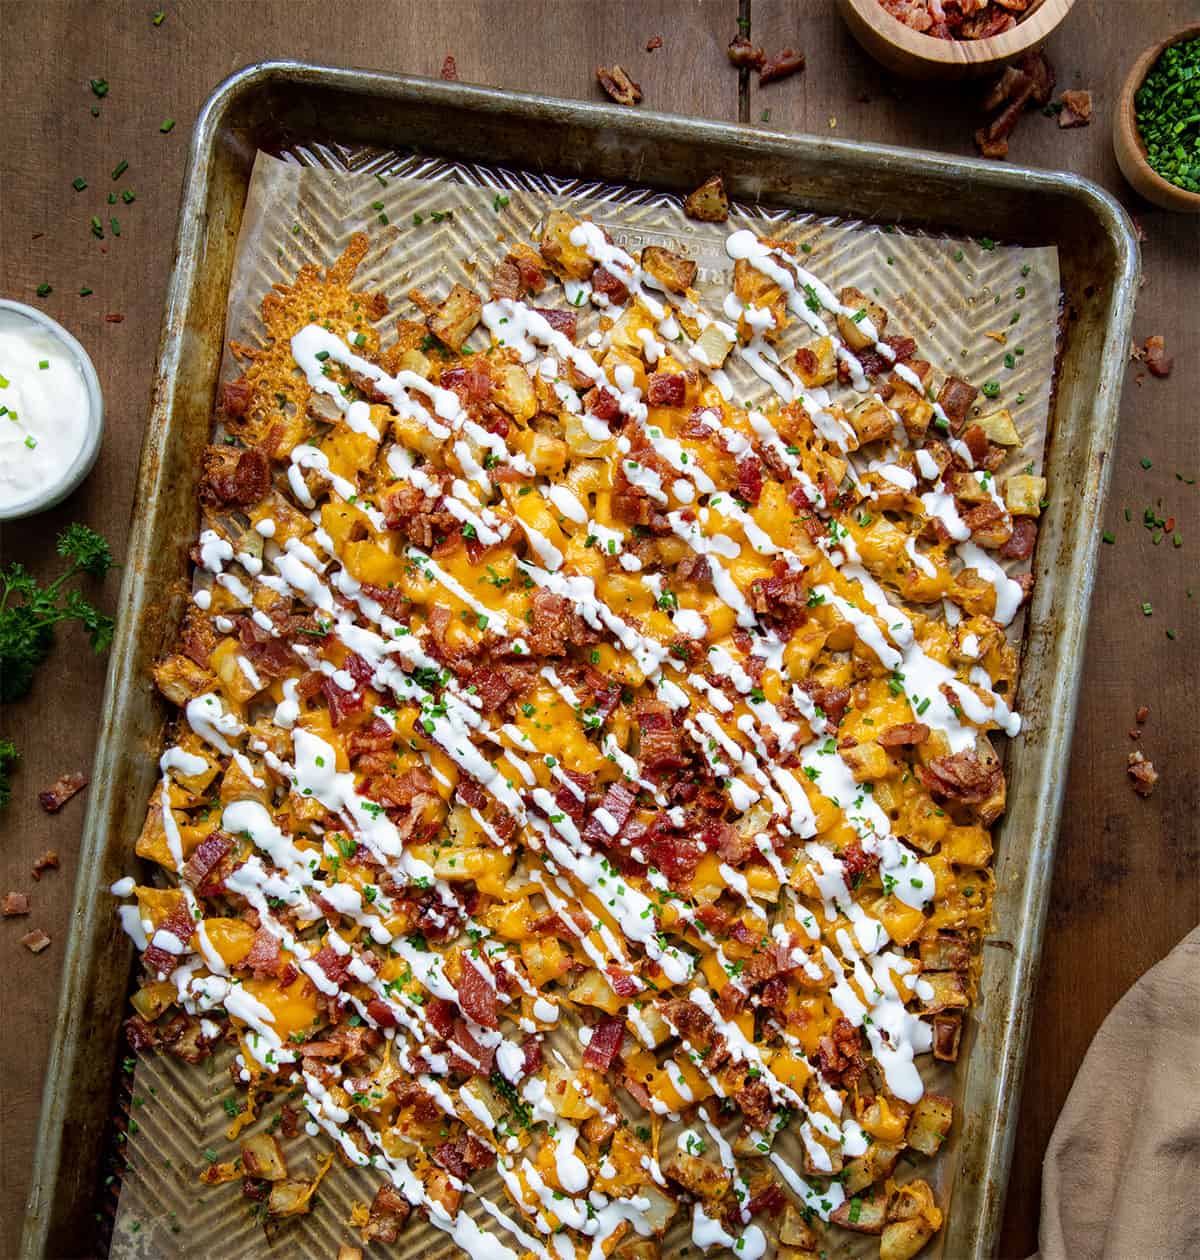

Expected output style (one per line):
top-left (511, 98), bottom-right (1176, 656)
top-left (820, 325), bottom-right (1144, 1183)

top-left (90, 216), bottom-right (104, 237)
top-left (375, 173), bottom-right (388, 186)
top-left (492, 193), bottom-right (510, 212)
top-left (111, 159), bottom-right (128, 180)
top-left (1101, 530), bottom-right (1115, 544)
top-left (72, 177), bottom-right (88, 192)
top-left (79, 286), bottom-right (93, 296)
top-left (36, 283), bottom-right (52, 297)
top-left (159, 118), bottom-right (175, 133)
top-left (152, 9), bottom-right (165, 23)
top-left (122, 188), bottom-right (135, 203)
top-left (979, 236), bottom-right (996, 250)
top-left (90, 78), bottom-right (109, 98)
top-left (1140, 457), bottom-right (1153, 469)
top-left (110, 216), bottom-right (121, 236)
top-left (1141, 601), bottom-right (1153, 616)
top-left (981, 380), bottom-right (1000, 398)
top-left (107, 192), bottom-right (116, 204)
top-left (38, 360), bottom-right (49, 370)
top-left (24, 435), bottom-right (37, 449)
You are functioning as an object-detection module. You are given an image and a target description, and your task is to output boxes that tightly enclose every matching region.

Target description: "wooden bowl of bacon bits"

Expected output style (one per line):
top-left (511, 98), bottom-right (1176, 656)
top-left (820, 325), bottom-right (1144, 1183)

top-left (837, 0), bottom-right (1077, 80)
top-left (1113, 23), bottom-right (1200, 214)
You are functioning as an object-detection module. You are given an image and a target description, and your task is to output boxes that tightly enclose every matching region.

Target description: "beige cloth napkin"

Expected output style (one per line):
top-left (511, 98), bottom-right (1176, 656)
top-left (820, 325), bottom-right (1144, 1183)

top-left (1030, 926), bottom-right (1200, 1260)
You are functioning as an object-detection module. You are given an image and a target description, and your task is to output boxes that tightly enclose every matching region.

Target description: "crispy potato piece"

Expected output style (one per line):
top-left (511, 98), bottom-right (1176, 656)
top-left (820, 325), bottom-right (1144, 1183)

top-left (427, 283), bottom-right (482, 351)
top-left (494, 363), bottom-right (538, 422)
top-left (976, 407), bottom-right (1020, 446)
top-left (241, 1132), bottom-right (288, 1181)
top-left (917, 970), bottom-right (970, 1015)
top-left (830, 1185), bottom-right (887, 1234)
top-left (906, 1093), bottom-right (954, 1157)
top-left (848, 398), bottom-right (894, 446)
top-left (661, 1149), bottom-right (731, 1202)
top-left (683, 174), bottom-right (729, 223)
top-left (837, 286), bottom-right (887, 351)
top-left (795, 337), bottom-right (838, 387)
top-left (641, 245), bottom-right (697, 294)
top-left (539, 209), bottom-right (595, 281)
top-left (842, 739), bottom-right (889, 781)
top-left (153, 654), bottom-right (216, 706)
top-left (841, 1139), bottom-right (903, 1194)
top-left (1005, 473), bottom-right (1046, 516)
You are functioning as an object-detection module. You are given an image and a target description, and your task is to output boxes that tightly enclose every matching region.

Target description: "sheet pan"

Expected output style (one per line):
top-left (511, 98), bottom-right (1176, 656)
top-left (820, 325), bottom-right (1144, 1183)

top-left (19, 61), bottom-right (1138, 1260)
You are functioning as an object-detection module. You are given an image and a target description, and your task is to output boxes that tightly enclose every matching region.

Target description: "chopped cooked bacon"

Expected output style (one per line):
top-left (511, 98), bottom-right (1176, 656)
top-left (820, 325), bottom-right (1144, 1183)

top-left (1057, 89), bottom-right (1092, 128)
top-left (321, 674), bottom-right (367, 727)
top-left (1015, 48), bottom-right (1057, 107)
top-left (554, 768), bottom-right (594, 825)
top-left (533, 307), bottom-right (578, 341)
top-left (198, 445), bottom-right (271, 509)
top-left (434, 1133), bottom-right (495, 1178)
top-left (381, 481), bottom-right (457, 549)
top-left (1000, 516), bottom-right (1037, 560)
top-left (3, 892), bottom-right (30, 917)
top-left (365, 1183), bottom-right (412, 1244)
top-left (749, 560), bottom-right (809, 631)
top-left (582, 781), bottom-right (638, 845)
top-left (456, 961), bottom-right (498, 1029)
top-left (182, 831), bottom-right (233, 888)
top-left (490, 259), bottom-right (522, 301)
top-left (20, 928), bottom-right (52, 954)
top-left (646, 34), bottom-right (663, 52)
top-left (440, 54), bottom-right (459, 81)
top-left (447, 1019), bottom-right (496, 1075)
top-left (520, 1035), bottom-right (543, 1076)
top-left (220, 377), bottom-right (254, 421)
top-left (919, 750), bottom-right (1003, 803)
top-left (877, 722), bottom-right (930, 748)
top-left (584, 385), bottom-right (621, 422)
top-left (313, 945), bottom-right (350, 987)
top-left (582, 666), bottom-right (623, 721)
top-left (1140, 335), bottom-right (1174, 379)
top-left (583, 1018), bottom-right (626, 1071)
top-left (30, 850), bottom-right (60, 881)
top-left (592, 266), bottom-right (630, 306)
top-left (800, 681), bottom-right (851, 728)
top-left (736, 455), bottom-right (765, 504)
top-left (717, 983), bottom-right (748, 1018)
top-left (596, 64), bottom-right (642, 107)
top-left (38, 771), bottom-right (87, 813)
top-left (368, 767), bottom-right (437, 810)
top-left (605, 966), bottom-right (640, 998)
top-left (1127, 750), bottom-right (1158, 798)
top-left (347, 717), bottom-right (394, 761)
top-left (636, 700), bottom-right (686, 772)
top-left (526, 587), bottom-right (596, 656)
top-left (359, 582), bottom-right (412, 621)
top-left (815, 1016), bottom-right (865, 1088)
top-left (124, 1015), bottom-right (157, 1052)
top-left (728, 35), bottom-right (765, 70)
top-left (646, 372), bottom-right (686, 407)
top-left (734, 1078), bottom-right (774, 1128)
top-left (646, 827), bottom-right (702, 885)
top-left (840, 840), bottom-right (881, 884)
top-left (759, 47), bottom-right (805, 84)
top-left (243, 928), bottom-right (283, 979)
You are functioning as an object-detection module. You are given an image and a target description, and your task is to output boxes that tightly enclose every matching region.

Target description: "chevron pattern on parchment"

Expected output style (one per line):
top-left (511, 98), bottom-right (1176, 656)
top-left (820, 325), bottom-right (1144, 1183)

top-left (106, 139), bottom-right (1059, 1260)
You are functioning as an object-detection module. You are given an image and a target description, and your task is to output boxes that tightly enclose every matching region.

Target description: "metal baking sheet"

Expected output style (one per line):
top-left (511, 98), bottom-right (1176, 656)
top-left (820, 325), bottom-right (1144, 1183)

top-left (20, 61), bottom-right (1139, 1260)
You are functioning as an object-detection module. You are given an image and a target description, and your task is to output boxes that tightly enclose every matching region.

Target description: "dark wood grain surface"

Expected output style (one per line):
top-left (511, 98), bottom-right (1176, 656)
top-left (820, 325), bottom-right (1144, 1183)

top-left (1, 2), bottom-right (1196, 1256)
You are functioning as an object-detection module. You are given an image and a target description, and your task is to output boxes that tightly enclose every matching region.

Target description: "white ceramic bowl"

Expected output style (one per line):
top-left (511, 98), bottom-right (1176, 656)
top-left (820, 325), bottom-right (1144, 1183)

top-left (0, 299), bottom-right (105, 521)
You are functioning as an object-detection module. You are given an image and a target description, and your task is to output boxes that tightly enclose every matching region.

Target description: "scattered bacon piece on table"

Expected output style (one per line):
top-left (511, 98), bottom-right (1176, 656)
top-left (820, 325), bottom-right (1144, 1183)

top-left (440, 55), bottom-right (458, 81)
top-left (759, 47), bottom-right (805, 85)
top-left (20, 928), bottom-right (51, 953)
top-left (2, 892), bottom-right (30, 917)
top-left (1127, 751), bottom-right (1158, 797)
top-left (31, 851), bottom-right (61, 880)
top-left (1057, 89), bottom-right (1092, 129)
top-left (596, 64), bottom-right (642, 106)
top-left (37, 772), bottom-right (87, 814)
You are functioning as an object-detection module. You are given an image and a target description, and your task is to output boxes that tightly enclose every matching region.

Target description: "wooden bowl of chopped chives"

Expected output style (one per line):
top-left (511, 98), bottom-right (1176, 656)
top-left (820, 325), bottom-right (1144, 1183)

top-left (1114, 23), bottom-right (1200, 214)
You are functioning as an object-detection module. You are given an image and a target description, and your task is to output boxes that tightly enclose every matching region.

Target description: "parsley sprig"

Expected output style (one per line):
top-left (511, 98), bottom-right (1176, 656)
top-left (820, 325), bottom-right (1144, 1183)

top-left (0, 524), bottom-right (117, 704)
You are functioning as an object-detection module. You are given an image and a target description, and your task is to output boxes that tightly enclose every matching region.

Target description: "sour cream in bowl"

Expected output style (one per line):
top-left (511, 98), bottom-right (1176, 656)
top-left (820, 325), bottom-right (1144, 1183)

top-left (0, 300), bottom-right (104, 521)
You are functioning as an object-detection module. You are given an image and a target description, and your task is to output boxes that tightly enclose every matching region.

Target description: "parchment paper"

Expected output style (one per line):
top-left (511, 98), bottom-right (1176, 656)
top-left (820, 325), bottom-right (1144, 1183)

top-left (110, 148), bottom-right (1061, 1260)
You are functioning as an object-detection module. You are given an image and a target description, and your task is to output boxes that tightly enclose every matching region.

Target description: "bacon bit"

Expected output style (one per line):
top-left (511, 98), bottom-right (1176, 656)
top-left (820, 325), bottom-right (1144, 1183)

top-left (919, 750), bottom-right (1002, 803)
top-left (727, 34), bottom-right (765, 70)
top-left (635, 701), bottom-right (687, 773)
top-left (759, 47), bottom-right (805, 85)
top-left (104, 313), bottom-right (124, 323)
top-left (645, 35), bottom-right (663, 52)
top-left (1135, 705), bottom-right (1150, 725)
top-left (1000, 517), bottom-right (1037, 561)
top-left (592, 266), bottom-right (630, 306)
top-left (38, 772), bottom-right (87, 814)
top-left (878, 722), bottom-right (930, 748)
top-left (1057, 89), bottom-right (1092, 129)
top-left (815, 1016), bottom-right (865, 1087)
top-left (1139, 335), bottom-right (1173, 379)
top-left (313, 945), bottom-right (350, 987)
top-left (2, 892), bottom-right (30, 917)
top-left (27, 853), bottom-right (61, 887)
top-left (583, 1018), bottom-right (626, 1071)
top-left (456, 961), bottom-right (498, 1029)
top-left (1127, 750), bottom-right (1158, 797)
top-left (596, 65), bottom-right (642, 107)
top-left (365, 1183), bottom-right (411, 1244)
top-left (20, 928), bottom-right (52, 954)
top-left (435, 1133), bottom-right (495, 1179)
top-left (182, 831), bottom-right (232, 888)
top-left (440, 55), bottom-right (459, 81)
top-left (646, 372), bottom-right (686, 407)
top-left (605, 965), bottom-right (640, 998)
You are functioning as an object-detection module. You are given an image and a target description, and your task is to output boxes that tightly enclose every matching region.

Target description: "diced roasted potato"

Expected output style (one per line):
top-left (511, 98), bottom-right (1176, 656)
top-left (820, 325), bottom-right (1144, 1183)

top-left (848, 398), bottom-right (894, 446)
top-left (661, 1149), bottom-right (731, 1202)
top-left (918, 932), bottom-right (970, 972)
top-left (268, 1178), bottom-right (320, 1217)
top-left (337, 1247), bottom-right (364, 1260)
top-left (837, 286), bottom-right (887, 351)
top-left (830, 1185), bottom-right (887, 1234)
top-left (683, 174), bottom-right (730, 223)
top-left (841, 739), bottom-right (889, 782)
top-left (932, 1011), bottom-right (963, 1062)
top-left (917, 970), bottom-right (970, 1015)
top-left (153, 654), bottom-right (216, 706)
top-left (842, 1139), bottom-right (903, 1194)
top-left (427, 283), bottom-right (482, 352)
top-left (691, 321), bottom-right (735, 369)
top-left (778, 1204), bottom-right (819, 1250)
top-left (794, 337), bottom-right (837, 387)
top-left (130, 980), bottom-right (177, 1022)
top-left (614, 1240), bottom-right (662, 1260)
top-left (241, 1132), bottom-right (288, 1181)
top-left (906, 1093), bottom-right (954, 1157)
top-left (493, 363), bottom-right (538, 422)
top-left (881, 1180), bottom-right (943, 1260)
top-left (567, 966), bottom-right (624, 1014)
top-left (641, 245), bottom-right (697, 294)
top-left (1005, 473), bottom-right (1047, 516)
top-left (539, 209), bottom-right (595, 281)
top-left (975, 407), bottom-right (1020, 446)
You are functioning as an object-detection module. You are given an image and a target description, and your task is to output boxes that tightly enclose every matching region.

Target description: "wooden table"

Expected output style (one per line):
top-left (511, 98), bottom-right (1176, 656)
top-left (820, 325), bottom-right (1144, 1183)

top-left (2, 2), bottom-right (1196, 1255)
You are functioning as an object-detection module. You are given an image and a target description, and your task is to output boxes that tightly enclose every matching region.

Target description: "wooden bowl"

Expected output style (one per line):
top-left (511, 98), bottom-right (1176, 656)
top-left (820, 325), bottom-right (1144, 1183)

top-left (837, 0), bottom-right (1076, 80)
top-left (1113, 23), bottom-right (1200, 214)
